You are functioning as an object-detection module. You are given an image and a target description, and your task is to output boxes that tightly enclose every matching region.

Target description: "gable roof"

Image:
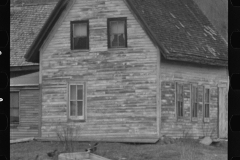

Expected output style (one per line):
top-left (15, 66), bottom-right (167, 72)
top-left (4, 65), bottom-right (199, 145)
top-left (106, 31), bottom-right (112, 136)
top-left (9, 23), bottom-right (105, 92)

top-left (10, 2), bottom-right (58, 66)
top-left (126, 0), bottom-right (228, 66)
top-left (24, 0), bottom-right (228, 67)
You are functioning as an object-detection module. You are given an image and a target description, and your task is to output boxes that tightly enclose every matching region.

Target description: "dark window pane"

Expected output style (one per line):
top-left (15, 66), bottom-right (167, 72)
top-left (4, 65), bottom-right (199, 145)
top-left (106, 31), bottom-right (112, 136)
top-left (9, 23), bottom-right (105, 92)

top-left (77, 85), bottom-right (83, 100)
top-left (70, 85), bottom-right (76, 100)
top-left (178, 102), bottom-right (181, 117)
top-left (192, 105), bottom-right (194, 116)
top-left (70, 101), bottom-right (76, 116)
top-left (77, 101), bottom-right (83, 116)
top-left (193, 103), bottom-right (198, 117)
top-left (192, 86), bottom-right (195, 101)
top-left (10, 92), bottom-right (19, 108)
top-left (180, 85), bottom-right (183, 100)
top-left (119, 34), bottom-right (125, 46)
top-left (195, 103), bottom-right (198, 117)
top-left (181, 103), bottom-right (183, 116)
top-left (10, 116), bottom-right (19, 123)
top-left (111, 34), bottom-right (118, 47)
top-left (74, 37), bottom-right (88, 49)
top-left (10, 109), bottom-right (18, 117)
top-left (205, 89), bottom-right (210, 102)
top-left (204, 104), bottom-right (210, 118)
top-left (10, 109), bottom-right (19, 123)
top-left (207, 104), bottom-right (209, 117)
top-left (196, 87), bottom-right (198, 101)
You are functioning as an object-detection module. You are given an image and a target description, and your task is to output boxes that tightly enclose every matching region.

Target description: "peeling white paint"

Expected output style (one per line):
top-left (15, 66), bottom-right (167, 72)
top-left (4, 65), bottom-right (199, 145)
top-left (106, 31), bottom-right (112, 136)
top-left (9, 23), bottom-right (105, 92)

top-left (203, 25), bottom-right (217, 40)
top-left (169, 12), bottom-right (176, 18)
top-left (206, 44), bottom-right (219, 56)
top-left (179, 21), bottom-right (185, 28)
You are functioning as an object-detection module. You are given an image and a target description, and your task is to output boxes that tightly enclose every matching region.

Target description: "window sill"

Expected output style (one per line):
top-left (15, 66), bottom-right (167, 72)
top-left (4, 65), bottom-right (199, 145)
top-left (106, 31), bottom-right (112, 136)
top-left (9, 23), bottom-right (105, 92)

top-left (191, 117), bottom-right (198, 122)
top-left (203, 118), bottom-right (210, 123)
top-left (68, 118), bottom-right (86, 123)
top-left (108, 47), bottom-right (127, 51)
top-left (176, 117), bottom-right (184, 122)
top-left (71, 49), bottom-right (89, 53)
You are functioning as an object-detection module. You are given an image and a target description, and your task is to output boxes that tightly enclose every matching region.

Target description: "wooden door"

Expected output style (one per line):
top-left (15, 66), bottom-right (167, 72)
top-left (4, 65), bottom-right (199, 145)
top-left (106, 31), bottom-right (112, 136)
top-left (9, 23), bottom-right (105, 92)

top-left (218, 87), bottom-right (228, 138)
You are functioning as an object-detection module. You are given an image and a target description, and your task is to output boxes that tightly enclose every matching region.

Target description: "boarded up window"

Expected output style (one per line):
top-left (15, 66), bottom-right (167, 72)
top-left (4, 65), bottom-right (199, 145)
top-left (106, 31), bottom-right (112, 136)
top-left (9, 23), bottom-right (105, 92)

top-left (192, 85), bottom-right (198, 119)
top-left (108, 18), bottom-right (127, 48)
top-left (69, 84), bottom-right (85, 120)
top-left (176, 83), bottom-right (183, 118)
top-left (204, 87), bottom-right (210, 120)
top-left (10, 92), bottom-right (19, 124)
top-left (71, 21), bottom-right (89, 50)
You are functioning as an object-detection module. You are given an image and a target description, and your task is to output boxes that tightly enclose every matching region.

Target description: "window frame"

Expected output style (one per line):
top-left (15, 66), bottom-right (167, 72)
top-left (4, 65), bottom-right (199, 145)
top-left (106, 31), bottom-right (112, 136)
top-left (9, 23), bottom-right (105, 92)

top-left (191, 84), bottom-right (198, 121)
top-left (107, 17), bottom-right (127, 48)
top-left (68, 82), bottom-right (86, 122)
top-left (10, 91), bottom-right (20, 125)
top-left (203, 86), bottom-right (210, 122)
top-left (70, 20), bottom-right (89, 50)
top-left (176, 82), bottom-right (184, 119)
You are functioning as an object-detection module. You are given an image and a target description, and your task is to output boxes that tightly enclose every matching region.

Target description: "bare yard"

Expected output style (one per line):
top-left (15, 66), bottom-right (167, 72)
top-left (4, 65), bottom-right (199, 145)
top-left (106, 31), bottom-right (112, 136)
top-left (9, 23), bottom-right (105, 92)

top-left (10, 139), bottom-right (227, 160)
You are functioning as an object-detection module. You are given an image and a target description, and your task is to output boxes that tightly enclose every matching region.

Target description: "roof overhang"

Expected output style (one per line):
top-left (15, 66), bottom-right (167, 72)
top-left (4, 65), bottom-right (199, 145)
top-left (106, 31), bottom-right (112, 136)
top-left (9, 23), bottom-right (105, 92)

top-left (10, 72), bottom-right (39, 86)
top-left (10, 65), bottom-right (39, 72)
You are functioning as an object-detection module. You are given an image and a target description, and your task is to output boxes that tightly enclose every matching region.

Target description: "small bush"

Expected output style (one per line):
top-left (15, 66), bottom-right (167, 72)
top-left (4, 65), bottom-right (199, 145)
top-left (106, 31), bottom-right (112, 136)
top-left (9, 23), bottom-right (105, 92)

top-left (56, 123), bottom-right (81, 152)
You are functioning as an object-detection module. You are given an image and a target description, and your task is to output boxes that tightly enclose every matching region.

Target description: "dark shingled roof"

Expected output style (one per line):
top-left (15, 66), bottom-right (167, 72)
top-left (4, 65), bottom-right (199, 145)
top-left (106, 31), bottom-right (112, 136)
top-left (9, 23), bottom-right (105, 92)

top-left (126, 0), bottom-right (228, 66)
top-left (24, 0), bottom-right (228, 66)
top-left (10, 2), bottom-right (57, 66)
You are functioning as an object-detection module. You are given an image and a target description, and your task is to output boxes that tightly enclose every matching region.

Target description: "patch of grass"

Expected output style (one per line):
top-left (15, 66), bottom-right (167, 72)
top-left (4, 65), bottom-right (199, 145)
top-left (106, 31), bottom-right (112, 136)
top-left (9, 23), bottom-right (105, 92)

top-left (10, 139), bottom-right (227, 160)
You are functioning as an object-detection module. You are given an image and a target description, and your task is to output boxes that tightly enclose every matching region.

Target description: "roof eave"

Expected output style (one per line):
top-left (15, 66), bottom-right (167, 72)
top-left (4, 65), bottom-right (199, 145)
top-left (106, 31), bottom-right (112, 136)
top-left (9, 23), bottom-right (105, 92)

top-left (165, 55), bottom-right (228, 67)
top-left (24, 0), bottom-right (69, 63)
top-left (125, 0), bottom-right (227, 67)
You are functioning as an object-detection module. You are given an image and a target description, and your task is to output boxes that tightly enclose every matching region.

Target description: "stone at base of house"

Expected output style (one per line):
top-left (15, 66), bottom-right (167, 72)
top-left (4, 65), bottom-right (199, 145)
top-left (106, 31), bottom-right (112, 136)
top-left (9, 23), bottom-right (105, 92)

top-left (199, 136), bottom-right (212, 145)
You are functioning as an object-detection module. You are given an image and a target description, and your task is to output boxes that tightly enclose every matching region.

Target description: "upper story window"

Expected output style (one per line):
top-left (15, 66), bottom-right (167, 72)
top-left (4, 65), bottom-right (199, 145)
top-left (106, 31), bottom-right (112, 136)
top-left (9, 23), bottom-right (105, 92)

top-left (71, 21), bottom-right (89, 50)
top-left (10, 92), bottom-right (19, 124)
top-left (108, 18), bottom-right (127, 48)
top-left (176, 83), bottom-right (184, 118)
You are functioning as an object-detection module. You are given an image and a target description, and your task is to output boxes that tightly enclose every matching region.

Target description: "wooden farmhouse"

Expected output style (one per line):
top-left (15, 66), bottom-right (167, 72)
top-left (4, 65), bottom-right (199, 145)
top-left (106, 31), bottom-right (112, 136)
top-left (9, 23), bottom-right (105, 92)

top-left (13, 0), bottom-right (230, 142)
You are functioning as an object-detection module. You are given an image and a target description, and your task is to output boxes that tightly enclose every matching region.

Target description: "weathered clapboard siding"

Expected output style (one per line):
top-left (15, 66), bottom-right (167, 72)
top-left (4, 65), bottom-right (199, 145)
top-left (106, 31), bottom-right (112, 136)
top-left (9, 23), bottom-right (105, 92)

top-left (160, 59), bottom-right (228, 138)
top-left (219, 87), bottom-right (228, 138)
top-left (40, 0), bottom-right (159, 139)
top-left (10, 89), bottom-right (40, 140)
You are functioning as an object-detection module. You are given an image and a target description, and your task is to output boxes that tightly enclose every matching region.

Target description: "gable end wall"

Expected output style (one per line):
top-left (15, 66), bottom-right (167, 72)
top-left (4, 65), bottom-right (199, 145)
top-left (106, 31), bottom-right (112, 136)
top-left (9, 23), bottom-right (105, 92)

top-left (40, 0), bottom-right (159, 140)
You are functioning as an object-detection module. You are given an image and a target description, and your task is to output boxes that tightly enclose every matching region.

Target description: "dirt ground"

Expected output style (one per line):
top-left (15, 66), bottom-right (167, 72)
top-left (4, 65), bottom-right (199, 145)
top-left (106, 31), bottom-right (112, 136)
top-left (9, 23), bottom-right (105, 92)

top-left (10, 138), bottom-right (227, 160)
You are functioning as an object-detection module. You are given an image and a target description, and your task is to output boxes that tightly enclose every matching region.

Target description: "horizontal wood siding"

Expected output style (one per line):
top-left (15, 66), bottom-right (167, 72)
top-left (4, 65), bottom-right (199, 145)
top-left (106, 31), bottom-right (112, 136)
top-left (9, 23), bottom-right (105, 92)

top-left (41, 0), bottom-right (158, 139)
top-left (160, 60), bottom-right (228, 138)
top-left (10, 89), bottom-right (40, 140)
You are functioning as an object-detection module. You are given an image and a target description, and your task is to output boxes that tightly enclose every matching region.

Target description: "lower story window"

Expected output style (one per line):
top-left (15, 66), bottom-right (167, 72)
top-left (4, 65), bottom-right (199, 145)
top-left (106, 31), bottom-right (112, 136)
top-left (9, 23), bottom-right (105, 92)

top-left (192, 85), bottom-right (198, 119)
top-left (10, 92), bottom-right (19, 124)
top-left (176, 83), bottom-right (184, 118)
top-left (204, 87), bottom-right (210, 121)
top-left (69, 83), bottom-right (85, 121)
